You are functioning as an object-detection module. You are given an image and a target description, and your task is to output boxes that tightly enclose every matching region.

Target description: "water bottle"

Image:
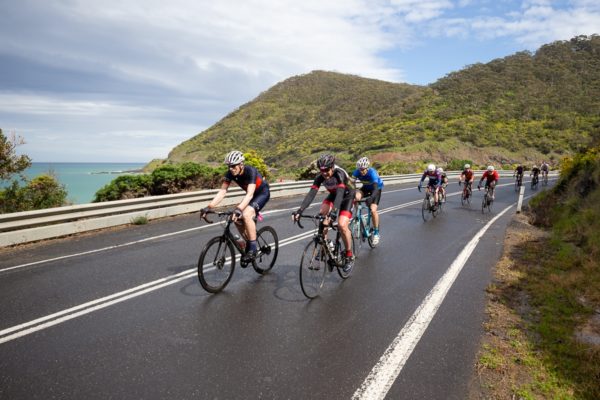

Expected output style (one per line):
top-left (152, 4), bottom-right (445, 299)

top-left (326, 239), bottom-right (335, 253)
top-left (362, 213), bottom-right (368, 226)
top-left (233, 234), bottom-right (246, 250)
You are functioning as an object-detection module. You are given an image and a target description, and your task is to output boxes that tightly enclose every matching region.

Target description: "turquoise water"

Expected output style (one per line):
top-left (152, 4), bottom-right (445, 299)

top-left (2, 162), bottom-right (145, 204)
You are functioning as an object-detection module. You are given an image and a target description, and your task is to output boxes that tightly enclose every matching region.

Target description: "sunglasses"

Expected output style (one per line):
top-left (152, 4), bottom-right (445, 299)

top-left (319, 167), bottom-right (331, 172)
top-left (228, 164), bottom-right (241, 169)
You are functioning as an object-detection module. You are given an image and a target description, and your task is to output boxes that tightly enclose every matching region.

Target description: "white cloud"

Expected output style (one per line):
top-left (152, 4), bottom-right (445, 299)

top-left (1, 0), bottom-right (599, 162)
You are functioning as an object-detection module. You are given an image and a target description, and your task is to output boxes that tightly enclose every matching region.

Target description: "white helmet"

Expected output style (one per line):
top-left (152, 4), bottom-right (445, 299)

top-left (436, 167), bottom-right (444, 173)
top-left (487, 165), bottom-right (494, 171)
top-left (533, 165), bottom-right (538, 169)
top-left (356, 157), bottom-right (370, 169)
top-left (224, 150), bottom-right (244, 165)
top-left (464, 164), bottom-right (470, 169)
top-left (427, 164), bottom-right (436, 172)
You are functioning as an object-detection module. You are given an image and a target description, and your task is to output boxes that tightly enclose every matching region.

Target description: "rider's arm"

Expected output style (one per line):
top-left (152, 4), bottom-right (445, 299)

top-left (207, 181), bottom-right (230, 208)
top-left (298, 176), bottom-right (323, 213)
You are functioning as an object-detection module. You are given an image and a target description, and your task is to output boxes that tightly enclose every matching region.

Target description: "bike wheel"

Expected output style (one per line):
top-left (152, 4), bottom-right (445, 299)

top-left (422, 197), bottom-right (432, 222)
top-left (349, 218), bottom-right (362, 257)
top-left (299, 240), bottom-right (327, 299)
top-left (515, 180), bottom-right (519, 192)
top-left (252, 226), bottom-right (279, 274)
top-left (198, 237), bottom-right (235, 293)
top-left (481, 194), bottom-right (487, 214)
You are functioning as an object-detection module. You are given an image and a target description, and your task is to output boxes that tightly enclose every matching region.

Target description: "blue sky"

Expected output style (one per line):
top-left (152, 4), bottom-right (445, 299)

top-left (1, 0), bottom-right (599, 162)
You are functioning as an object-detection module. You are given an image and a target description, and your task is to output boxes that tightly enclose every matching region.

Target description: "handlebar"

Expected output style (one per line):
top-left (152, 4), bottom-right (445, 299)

top-left (293, 214), bottom-right (338, 230)
top-left (200, 209), bottom-right (234, 224)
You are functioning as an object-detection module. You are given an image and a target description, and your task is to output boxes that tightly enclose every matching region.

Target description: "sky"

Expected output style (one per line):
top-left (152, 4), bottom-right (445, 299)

top-left (1, 0), bottom-right (599, 163)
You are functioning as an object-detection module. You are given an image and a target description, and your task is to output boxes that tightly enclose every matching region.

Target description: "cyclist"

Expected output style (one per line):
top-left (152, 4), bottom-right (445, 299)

top-left (513, 164), bottom-right (524, 186)
top-left (530, 164), bottom-right (541, 185)
top-left (436, 167), bottom-right (448, 202)
top-left (459, 163), bottom-right (474, 194)
top-left (200, 150), bottom-right (270, 262)
top-left (540, 161), bottom-right (549, 181)
top-left (293, 154), bottom-right (356, 273)
top-left (478, 165), bottom-right (499, 201)
top-left (418, 164), bottom-right (442, 210)
top-left (352, 157), bottom-right (383, 245)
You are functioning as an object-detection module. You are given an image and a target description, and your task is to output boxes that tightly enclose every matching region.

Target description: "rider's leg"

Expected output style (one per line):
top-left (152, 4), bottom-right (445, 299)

top-left (338, 212), bottom-right (352, 255)
top-left (320, 201), bottom-right (333, 240)
top-left (370, 203), bottom-right (379, 230)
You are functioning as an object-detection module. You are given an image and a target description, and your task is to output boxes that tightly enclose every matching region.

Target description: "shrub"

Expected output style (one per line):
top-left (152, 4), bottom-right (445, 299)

top-left (0, 174), bottom-right (67, 213)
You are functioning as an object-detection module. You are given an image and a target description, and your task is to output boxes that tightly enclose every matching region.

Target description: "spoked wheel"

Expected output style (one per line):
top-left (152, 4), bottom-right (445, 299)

top-left (198, 237), bottom-right (235, 293)
top-left (422, 197), bottom-right (432, 222)
top-left (349, 218), bottom-right (362, 257)
top-left (252, 226), bottom-right (279, 274)
top-left (299, 240), bottom-right (327, 299)
top-left (482, 194), bottom-right (493, 213)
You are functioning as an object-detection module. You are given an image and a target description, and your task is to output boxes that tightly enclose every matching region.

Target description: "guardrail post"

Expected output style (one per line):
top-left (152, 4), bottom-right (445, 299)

top-left (516, 184), bottom-right (526, 213)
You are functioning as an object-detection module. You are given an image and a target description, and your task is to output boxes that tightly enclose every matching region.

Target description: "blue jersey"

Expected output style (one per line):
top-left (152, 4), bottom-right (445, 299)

top-left (352, 168), bottom-right (384, 191)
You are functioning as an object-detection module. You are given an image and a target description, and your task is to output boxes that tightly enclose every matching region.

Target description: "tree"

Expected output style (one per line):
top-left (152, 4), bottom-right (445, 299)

top-left (0, 129), bottom-right (32, 180)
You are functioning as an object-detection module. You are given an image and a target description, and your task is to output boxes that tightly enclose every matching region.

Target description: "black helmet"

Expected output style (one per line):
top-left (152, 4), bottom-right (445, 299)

top-left (317, 154), bottom-right (335, 169)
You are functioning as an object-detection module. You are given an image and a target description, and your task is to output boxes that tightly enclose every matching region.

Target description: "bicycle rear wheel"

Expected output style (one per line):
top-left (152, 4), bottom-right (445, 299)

top-left (299, 240), bottom-right (327, 299)
top-left (252, 225), bottom-right (279, 274)
top-left (198, 237), bottom-right (235, 293)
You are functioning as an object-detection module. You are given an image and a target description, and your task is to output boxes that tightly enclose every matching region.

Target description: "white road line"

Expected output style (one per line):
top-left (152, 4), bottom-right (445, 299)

top-left (352, 202), bottom-right (517, 400)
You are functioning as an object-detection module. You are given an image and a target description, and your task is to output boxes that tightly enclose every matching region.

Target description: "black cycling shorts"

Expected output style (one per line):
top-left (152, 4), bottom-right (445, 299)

top-left (359, 188), bottom-right (381, 206)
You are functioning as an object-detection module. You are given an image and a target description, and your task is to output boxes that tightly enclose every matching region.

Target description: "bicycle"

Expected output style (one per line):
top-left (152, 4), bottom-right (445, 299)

top-left (479, 185), bottom-right (494, 213)
top-left (294, 214), bottom-right (354, 299)
top-left (541, 172), bottom-right (548, 186)
top-left (419, 185), bottom-right (441, 221)
top-left (514, 174), bottom-right (523, 192)
top-left (349, 199), bottom-right (376, 256)
top-left (197, 210), bottom-right (279, 293)
top-left (531, 175), bottom-right (539, 190)
top-left (459, 181), bottom-right (472, 206)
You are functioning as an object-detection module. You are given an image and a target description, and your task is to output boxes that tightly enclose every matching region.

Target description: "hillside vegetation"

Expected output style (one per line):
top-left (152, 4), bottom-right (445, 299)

top-left (165, 35), bottom-right (600, 175)
top-left (473, 144), bottom-right (600, 399)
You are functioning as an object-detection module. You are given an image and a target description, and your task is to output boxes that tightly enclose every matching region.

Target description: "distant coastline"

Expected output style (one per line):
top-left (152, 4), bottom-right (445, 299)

top-left (7, 162), bottom-right (147, 204)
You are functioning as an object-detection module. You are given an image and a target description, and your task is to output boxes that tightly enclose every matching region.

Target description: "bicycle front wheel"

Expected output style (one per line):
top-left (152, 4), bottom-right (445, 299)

top-left (422, 197), bottom-right (432, 222)
top-left (349, 218), bottom-right (362, 257)
top-left (481, 194), bottom-right (487, 214)
top-left (252, 226), bottom-right (279, 274)
top-left (299, 240), bottom-right (327, 299)
top-left (198, 237), bottom-right (235, 293)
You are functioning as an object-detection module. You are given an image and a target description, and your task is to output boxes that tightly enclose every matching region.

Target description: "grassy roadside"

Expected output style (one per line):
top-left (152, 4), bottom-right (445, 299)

top-left (470, 147), bottom-right (600, 399)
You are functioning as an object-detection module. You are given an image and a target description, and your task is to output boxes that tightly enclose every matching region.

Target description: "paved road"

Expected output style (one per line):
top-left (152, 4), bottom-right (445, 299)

top-left (0, 178), bottom-right (552, 399)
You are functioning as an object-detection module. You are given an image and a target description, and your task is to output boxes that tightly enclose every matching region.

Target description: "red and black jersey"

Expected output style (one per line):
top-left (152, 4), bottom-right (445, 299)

top-left (223, 165), bottom-right (268, 194)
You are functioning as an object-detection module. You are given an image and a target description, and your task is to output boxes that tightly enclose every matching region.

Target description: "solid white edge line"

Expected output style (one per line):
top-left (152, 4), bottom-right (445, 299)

top-left (352, 203), bottom-right (515, 400)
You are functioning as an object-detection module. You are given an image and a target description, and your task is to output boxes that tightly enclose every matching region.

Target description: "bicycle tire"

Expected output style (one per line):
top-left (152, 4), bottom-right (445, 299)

top-left (198, 237), bottom-right (235, 293)
top-left (422, 197), bottom-right (432, 222)
top-left (252, 225), bottom-right (279, 274)
top-left (481, 194), bottom-right (487, 214)
top-left (349, 218), bottom-right (362, 257)
top-left (299, 240), bottom-right (326, 299)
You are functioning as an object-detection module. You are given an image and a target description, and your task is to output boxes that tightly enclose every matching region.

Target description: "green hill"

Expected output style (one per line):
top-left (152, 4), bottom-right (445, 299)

top-left (164, 35), bottom-right (600, 174)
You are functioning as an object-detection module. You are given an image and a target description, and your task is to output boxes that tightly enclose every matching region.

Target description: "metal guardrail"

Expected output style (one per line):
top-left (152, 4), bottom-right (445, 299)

top-left (0, 170), bottom-right (522, 247)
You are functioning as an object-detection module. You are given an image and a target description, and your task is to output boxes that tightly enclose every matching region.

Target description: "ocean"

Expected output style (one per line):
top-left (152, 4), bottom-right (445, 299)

top-left (2, 162), bottom-right (146, 205)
